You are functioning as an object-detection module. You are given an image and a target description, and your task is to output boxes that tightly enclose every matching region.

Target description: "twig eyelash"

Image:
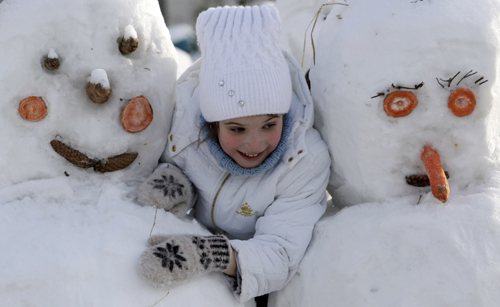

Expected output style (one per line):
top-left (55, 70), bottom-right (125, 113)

top-left (456, 70), bottom-right (478, 85)
top-left (437, 70), bottom-right (488, 87)
top-left (475, 77), bottom-right (489, 85)
top-left (437, 71), bottom-right (460, 88)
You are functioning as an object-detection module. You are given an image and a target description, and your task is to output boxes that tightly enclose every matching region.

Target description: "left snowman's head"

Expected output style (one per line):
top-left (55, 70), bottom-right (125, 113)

top-left (312, 0), bottom-right (500, 205)
top-left (0, 0), bottom-right (177, 186)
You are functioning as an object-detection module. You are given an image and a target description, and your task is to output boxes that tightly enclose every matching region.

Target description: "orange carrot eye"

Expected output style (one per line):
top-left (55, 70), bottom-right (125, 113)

top-left (448, 88), bottom-right (475, 117)
top-left (19, 96), bottom-right (48, 122)
top-left (383, 91), bottom-right (418, 117)
top-left (121, 95), bottom-right (153, 133)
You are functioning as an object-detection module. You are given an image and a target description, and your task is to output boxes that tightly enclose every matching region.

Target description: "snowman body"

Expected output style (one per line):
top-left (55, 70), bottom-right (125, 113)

top-left (271, 1), bottom-right (500, 306)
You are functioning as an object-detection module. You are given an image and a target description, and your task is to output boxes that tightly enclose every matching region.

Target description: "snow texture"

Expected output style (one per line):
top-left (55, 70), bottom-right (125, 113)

top-left (47, 48), bottom-right (58, 59)
top-left (0, 0), bottom-right (250, 306)
top-left (275, 0), bottom-right (334, 73)
top-left (271, 1), bottom-right (500, 306)
top-left (89, 68), bottom-right (110, 88)
top-left (124, 24), bottom-right (138, 40)
top-left (0, 178), bottom-right (252, 306)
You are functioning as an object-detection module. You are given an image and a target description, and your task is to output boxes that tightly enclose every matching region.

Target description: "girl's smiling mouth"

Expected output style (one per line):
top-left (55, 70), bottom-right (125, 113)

top-left (239, 151), bottom-right (264, 160)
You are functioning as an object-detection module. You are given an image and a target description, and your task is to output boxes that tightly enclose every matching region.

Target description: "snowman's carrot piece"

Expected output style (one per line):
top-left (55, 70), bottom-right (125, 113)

top-left (448, 88), bottom-right (476, 117)
top-left (421, 145), bottom-right (449, 203)
top-left (19, 96), bottom-right (47, 122)
top-left (383, 91), bottom-right (418, 117)
top-left (121, 95), bottom-right (153, 133)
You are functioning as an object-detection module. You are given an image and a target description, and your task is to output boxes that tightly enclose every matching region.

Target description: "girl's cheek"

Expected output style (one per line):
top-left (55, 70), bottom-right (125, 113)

top-left (219, 131), bottom-right (239, 149)
top-left (269, 129), bottom-right (282, 145)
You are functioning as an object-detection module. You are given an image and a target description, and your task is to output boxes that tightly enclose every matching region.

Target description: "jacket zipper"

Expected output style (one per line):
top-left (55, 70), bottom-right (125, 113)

top-left (211, 173), bottom-right (231, 229)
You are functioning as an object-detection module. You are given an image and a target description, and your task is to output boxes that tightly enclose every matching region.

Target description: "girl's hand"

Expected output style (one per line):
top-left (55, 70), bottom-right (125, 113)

top-left (137, 165), bottom-right (196, 218)
top-left (138, 234), bottom-right (231, 287)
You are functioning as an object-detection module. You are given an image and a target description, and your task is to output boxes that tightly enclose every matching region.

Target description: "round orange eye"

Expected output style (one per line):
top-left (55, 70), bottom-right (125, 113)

top-left (121, 96), bottom-right (153, 133)
top-left (448, 88), bottom-right (475, 117)
top-left (383, 91), bottom-right (418, 117)
top-left (19, 96), bottom-right (47, 121)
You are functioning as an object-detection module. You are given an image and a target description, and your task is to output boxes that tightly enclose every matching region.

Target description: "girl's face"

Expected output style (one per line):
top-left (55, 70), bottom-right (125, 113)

top-left (218, 114), bottom-right (283, 168)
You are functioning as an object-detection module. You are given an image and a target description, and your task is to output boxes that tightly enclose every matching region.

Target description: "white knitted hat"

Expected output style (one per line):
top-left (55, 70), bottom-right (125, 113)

top-left (196, 6), bottom-right (292, 122)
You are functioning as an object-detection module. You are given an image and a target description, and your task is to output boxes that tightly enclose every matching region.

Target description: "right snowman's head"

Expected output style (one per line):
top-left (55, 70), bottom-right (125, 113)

top-left (312, 0), bottom-right (500, 205)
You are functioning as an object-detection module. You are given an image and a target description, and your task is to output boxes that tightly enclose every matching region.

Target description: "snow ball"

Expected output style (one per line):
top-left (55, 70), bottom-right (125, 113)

top-left (47, 48), bottom-right (58, 59)
top-left (89, 68), bottom-right (110, 88)
top-left (124, 24), bottom-right (138, 40)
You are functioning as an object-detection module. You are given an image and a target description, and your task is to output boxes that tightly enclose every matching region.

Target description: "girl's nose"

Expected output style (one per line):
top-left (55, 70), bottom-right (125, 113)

top-left (244, 132), bottom-right (263, 152)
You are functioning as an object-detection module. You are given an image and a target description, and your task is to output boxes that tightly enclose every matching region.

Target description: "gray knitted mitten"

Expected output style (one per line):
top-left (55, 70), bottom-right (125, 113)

top-left (138, 165), bottom-right (196, 218)
top-left (138, 234), bottom-right (231, 288)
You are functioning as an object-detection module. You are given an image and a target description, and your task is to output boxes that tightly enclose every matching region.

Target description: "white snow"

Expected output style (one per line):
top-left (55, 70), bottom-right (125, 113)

top-left (88, 68), bottom-right (110, 88)
top-left (47, 48), bottom-right (58, 59)
top-left (271, 184), bottom-right (500, 306)
top-left (271, 1), bottom-right (500, 306)
top-left (0, 177), bottom-right (250, 306)
top-left (276, 0), bottom-right (335, 73)
top-left (0, 0), bottom-right (249, 306)
top-left (124, 24), bottom-right (138, 40)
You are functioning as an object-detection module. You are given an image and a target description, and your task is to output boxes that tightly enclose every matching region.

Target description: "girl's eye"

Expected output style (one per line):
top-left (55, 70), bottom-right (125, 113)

top-left (263, 123), bottom-right (276, 130)
top-left (230, 127), bottom-right (245, 133)
top-left (448, 88), bottom-right (476, 117)
top-left (383, 91), bottom-right (418, 118)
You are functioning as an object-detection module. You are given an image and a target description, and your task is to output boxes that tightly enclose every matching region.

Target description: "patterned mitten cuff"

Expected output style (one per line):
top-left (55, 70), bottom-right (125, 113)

top-left (137, 164), bottom-right (196, 218)
top-left (138, 234), bottom-right (231, 288)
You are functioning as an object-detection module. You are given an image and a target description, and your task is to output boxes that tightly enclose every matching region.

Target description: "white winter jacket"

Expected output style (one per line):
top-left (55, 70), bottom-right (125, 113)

top-left (160, 52), bottom-right (330, 302)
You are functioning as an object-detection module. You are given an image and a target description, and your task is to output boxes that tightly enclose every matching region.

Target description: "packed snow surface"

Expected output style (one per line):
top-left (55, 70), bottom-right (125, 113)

top-left (271, 183), bottom-right (500, 306)
top-left (47, 48), bottom-right (58, 59)
top-left (124, 24), bottom-right (138, 40)
top-left (0, 177), bottom-right (252, 306)
top-left (89, 68), bottom-right (110, 88)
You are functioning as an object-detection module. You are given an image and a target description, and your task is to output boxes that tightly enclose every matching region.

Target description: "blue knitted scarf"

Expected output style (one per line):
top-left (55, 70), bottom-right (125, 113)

top-left (199, 113), bottom-right (292, 177)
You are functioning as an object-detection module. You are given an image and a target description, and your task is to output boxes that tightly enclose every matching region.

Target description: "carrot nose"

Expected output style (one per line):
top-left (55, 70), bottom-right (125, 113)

top-left (421, 145), bottom-right (450, 203)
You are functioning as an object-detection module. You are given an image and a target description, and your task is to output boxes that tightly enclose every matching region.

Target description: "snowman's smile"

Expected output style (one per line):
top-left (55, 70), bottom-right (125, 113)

top-left (50, 139), bottom-right (138, 173)
top-left (406, 172), bottom-right (450, 187)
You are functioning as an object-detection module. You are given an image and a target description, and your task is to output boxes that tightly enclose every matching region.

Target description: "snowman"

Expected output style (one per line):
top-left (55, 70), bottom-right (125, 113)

top-left (0, 0), bottom-right (251, 306)
top-left (270, 1), bottom-right (500, 306)
top-left (275, 0), bottom-right (337, 74)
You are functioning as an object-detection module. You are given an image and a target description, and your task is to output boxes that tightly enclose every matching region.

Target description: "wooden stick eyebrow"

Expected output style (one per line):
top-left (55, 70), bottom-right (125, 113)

top-left (391, 82), bottom-right (424, 90)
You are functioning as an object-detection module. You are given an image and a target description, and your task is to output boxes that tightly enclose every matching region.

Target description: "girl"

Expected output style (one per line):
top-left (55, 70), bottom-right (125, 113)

top-left (138, 5), bottom-right (330, 304)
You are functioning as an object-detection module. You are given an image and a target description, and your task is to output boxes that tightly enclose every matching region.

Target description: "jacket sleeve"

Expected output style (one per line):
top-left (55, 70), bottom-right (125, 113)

top-left (228, 132), bottom-right (331, 302)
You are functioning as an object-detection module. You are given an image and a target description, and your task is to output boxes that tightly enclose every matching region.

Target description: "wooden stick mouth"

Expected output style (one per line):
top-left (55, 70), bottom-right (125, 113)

top-left (406, 172), bottom-right (450, 187)
top-left (50, 139), bottom-right (138, 173)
